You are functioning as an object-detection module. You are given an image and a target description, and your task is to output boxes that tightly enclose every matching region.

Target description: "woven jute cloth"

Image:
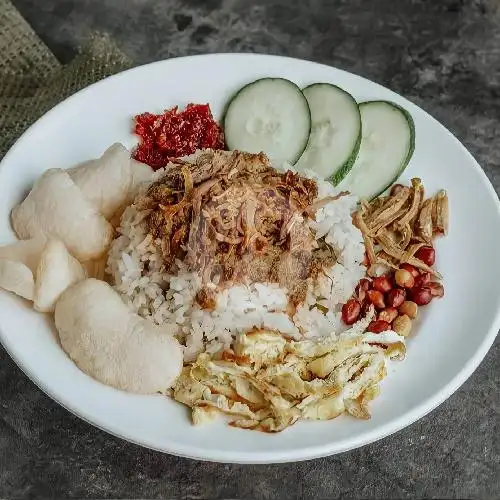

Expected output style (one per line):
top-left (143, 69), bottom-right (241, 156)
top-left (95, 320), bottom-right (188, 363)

top-left (0, 0), bottom-right (132, 158)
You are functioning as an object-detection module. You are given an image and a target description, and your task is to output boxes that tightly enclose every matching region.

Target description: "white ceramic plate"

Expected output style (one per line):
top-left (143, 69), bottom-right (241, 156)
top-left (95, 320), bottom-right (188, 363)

top-left (0, 54), bottom-right (499, 464)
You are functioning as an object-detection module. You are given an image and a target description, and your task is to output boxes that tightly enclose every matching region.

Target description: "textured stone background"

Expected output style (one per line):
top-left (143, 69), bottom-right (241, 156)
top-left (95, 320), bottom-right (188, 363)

top-left (1, 0), bottom-right (499, 498)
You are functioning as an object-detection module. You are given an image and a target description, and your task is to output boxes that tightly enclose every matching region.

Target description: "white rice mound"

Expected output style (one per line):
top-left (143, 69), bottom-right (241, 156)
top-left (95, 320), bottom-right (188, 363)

top-left (106, 158), bottom-right (366, 361)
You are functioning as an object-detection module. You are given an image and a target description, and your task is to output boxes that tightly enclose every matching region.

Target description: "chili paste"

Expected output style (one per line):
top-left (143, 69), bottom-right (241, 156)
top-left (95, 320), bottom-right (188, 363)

top-left (132, 103), bottom-right (225, 170)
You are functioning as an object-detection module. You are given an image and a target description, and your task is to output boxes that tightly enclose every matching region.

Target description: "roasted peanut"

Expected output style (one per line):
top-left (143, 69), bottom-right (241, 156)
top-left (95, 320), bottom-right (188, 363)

top-left (367, 320), bottom-right (391, 333)
top-left (414, 245), bottom-right (435, 267)
top-left (410, 286), bottom-right (432, 306)
top-left (342, 298), bottom-right (361, 325)
top-left (359, 278), bottom-right (371, 291)
top-left (399, 300), bottom-right (418, 319)
top-left (386, 288), bottom-right (406, 308)
top-left (367, 289), bottom-right (386, 309)
top-left (360, 300), bottom-right (372, 318)
top-left (392, 314), bottom-right (412, 337)
top-left (414, 272), bottom-right (431, 288)
top-left (400, 263), bottom-right (419, 278)
top-left (356, 278), bottom-right (371, 300)
top-left (372, 275), bottom-right (393, 293)
top-left (378, 307), bottom-right (398, 324)
top-left (395, 269), bottom-right (415, 288)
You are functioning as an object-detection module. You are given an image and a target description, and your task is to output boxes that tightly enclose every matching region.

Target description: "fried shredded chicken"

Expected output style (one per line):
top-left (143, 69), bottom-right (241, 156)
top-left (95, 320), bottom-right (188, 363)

top-left (141, 150), bottom-right (320, 305)
top-left (353, 178), bottom-right (449, 277)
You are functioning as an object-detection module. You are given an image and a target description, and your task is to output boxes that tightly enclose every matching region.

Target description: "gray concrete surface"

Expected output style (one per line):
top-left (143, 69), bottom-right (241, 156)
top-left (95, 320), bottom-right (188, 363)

top-left (1, 0), bottom-right (499, 498)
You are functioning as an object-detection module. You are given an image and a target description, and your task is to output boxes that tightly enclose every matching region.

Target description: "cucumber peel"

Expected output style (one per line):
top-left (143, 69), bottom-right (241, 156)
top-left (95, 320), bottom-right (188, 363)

top-left (339, 100), bottom-right (415, 200)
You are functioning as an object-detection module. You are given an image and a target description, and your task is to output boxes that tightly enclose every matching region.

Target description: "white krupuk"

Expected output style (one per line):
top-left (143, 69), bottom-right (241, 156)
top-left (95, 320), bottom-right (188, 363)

top-left (11, 168), bottom-right (114, 261)
top-left (0, 236), bottom-right (46, 273)
top-left (55, 279), bottom-right (183, 394)
top-left (0, 259), bottom-right (35, 301)
top-left (68, 143), bottom-right (152, 221)
top-left (34, 239), bottom-right (87, 313)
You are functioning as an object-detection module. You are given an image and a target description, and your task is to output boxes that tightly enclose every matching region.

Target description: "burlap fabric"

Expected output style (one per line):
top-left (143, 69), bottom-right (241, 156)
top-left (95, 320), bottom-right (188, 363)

top-left (0, 0), bottom-right (132, 158)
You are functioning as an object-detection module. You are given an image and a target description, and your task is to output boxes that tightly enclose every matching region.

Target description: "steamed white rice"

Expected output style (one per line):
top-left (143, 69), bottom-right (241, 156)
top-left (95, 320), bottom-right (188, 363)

top-left (106, 159), bottom-right (366, 361)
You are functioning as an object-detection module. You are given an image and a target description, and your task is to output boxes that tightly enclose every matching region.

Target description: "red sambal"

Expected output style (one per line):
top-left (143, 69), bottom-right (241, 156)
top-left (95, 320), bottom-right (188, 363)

top-left (132, 103), bottom-right (225, 170)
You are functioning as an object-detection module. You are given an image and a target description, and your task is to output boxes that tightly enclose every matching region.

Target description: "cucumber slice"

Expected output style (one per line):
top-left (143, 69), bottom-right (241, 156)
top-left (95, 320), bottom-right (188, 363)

top-left (223, 78), bottom-right (311, 164)
top-left (339, 100), bottom-right (415, 200)
top-left (295, 83), bottom-right (361, 184)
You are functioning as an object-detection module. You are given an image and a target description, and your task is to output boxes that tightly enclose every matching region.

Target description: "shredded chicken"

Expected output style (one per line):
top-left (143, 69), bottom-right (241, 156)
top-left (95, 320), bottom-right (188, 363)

top-left (141, 150), bottom-right (321, 305)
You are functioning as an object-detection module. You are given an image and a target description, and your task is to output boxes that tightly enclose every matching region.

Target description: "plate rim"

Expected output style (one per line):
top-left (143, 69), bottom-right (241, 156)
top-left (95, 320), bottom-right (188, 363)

top-left (1, 53), bottom-right (499, 464)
